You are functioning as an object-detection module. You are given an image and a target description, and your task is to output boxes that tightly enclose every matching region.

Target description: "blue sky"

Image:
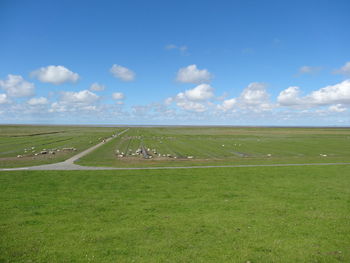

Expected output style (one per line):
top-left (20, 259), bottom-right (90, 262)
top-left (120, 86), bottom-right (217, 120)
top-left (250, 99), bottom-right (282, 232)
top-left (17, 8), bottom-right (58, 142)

top-left (0, 0), bottom-right (350, 125)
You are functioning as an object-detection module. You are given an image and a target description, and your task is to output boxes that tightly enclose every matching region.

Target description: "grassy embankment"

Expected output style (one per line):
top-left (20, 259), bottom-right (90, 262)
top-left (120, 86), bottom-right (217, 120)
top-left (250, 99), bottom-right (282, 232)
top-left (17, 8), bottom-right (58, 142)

top-left (0, 165), bottom-right (349, 262)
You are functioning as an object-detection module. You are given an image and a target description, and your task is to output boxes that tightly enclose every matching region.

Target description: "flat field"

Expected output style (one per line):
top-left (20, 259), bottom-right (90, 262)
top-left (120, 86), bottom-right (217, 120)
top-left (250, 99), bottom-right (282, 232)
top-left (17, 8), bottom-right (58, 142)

top-left (1, 166), bottom-right (349, 262)
top-left (77, 127), bottom-right (350, 168)
top-left (0, 125), bottom-right (119, 168)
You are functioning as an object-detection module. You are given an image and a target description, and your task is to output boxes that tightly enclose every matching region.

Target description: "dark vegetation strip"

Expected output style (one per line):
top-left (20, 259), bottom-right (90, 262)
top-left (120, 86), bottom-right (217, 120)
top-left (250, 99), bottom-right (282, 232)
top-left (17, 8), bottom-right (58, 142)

top-left (5, 131), bottom-right (67, 137)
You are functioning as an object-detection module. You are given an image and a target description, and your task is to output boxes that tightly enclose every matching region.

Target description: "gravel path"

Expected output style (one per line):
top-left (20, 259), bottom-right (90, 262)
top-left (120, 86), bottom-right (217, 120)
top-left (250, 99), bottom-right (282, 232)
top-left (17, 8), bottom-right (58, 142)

top-left (1, 127), bottom-right (349, 171)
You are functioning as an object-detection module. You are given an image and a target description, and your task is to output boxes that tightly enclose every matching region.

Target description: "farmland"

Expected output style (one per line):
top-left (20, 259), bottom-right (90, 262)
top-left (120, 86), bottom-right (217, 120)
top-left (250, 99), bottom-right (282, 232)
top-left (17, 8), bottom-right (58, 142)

top-left (0, 125), bottom-right (119, 168)
top-left (1, 125), bottom-right (349, 262)
top-left (77, 126), bottom-right (350, 168)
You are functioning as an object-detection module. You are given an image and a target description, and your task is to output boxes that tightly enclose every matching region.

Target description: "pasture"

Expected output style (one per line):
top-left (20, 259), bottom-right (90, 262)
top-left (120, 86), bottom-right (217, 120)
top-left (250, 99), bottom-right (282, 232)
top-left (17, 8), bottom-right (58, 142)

top-left (1, 125), bottom-right (349, 262)
top-left (78, 127), bottom-right (350, 167)
top-left (1, 166), bottom-right (349, 262)
top-left (0, 125), bottom-right (118, 168)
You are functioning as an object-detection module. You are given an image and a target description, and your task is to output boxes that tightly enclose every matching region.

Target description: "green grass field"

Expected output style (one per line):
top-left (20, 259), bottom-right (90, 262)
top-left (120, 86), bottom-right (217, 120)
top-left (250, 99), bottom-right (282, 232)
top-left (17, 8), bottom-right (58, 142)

top-left (77, 127), bottom-right (350, 168)
top-left (0, 125), bottom-right (119, 168)
top-left (1, 126), bottom-right (349, 262)
top-left (1, 166), bottom-right (349, 262)
top-left (2, 126), bottom-right (350, 168)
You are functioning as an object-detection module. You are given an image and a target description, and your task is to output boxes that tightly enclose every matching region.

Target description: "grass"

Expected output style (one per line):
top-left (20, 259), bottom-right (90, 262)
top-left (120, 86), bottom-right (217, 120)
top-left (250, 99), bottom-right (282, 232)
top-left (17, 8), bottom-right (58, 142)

top-left (1, 165), bottom-right (349, 262)
top-left (77, 127), bottom-right (350, 168)
top-left (0, 125), bottom-right (119, 168)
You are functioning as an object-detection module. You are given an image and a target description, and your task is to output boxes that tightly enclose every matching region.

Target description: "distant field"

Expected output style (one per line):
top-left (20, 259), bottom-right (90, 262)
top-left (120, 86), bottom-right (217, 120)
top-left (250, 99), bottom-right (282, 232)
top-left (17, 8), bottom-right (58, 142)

top-left (0, 125), bottom-right (118, 168)
top-left (1, 166), bottom-right (349, 262)
top-left (77, 127), bottom-right (350, 168)
top-left (1, 126), bottom-right (350, 168)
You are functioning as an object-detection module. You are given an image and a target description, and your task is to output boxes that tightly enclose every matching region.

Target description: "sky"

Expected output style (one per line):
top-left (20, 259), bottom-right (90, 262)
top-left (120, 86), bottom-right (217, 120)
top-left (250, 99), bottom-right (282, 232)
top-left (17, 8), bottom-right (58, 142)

top-left (0, 0), bottom-right (350, 126)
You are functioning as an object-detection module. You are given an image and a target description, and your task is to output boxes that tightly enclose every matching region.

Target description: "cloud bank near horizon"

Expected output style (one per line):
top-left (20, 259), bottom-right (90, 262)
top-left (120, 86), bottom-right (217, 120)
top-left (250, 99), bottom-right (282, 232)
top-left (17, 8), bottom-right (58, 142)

top-left (1, 63), bottom-right (350, 125)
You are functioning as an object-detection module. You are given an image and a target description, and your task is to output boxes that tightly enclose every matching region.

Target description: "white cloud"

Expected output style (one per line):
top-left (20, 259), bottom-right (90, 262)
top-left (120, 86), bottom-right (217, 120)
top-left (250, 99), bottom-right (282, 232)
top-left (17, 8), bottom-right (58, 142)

top-left (328, 104), bottom-right (347, 113)
top-left (278, 80), bottom-right (350, 108)
top-left (31, 65), bottom-right (79, 85)
top-left (110, 64), bottom-right (135, 82)
top-left (176, 101), bottom-right (207, 112)
top-left (0, 74), bottom-right (35, 97)
top-left (308, 79), bottom-right (350, 105)
top-left (168, 84), bottom-right (215, 112)
top-left (49, 90), bottom-right (99, 113)
top-left (217, 98), bottom-right (237, 111)
top-left (0, 93), bottom-right (10, 104)
top-left (90, 82), bottom-right (105, 91)
top-left (164, 97), bottom-right (173, 105)
top-left (112, 92), bottom-right (124, 100)
top-left (298, 66), bottom-right (321, 74)
top-left (240, 82), bottom-right (270, 106)
top-left (217, 82), bottom-right (273, 113)
top-left (61, 90), bottom-right (99, 104)
top-left (333, 62), bottom-right (350, 76)
top-left (176, 64), bottom-right (212, 84)
top-left (27, 97), bottom-right (49, 106)
top-left (182, 83), bottom-right (214, 101)
top-left (277, 86), bottom-right (302, 106)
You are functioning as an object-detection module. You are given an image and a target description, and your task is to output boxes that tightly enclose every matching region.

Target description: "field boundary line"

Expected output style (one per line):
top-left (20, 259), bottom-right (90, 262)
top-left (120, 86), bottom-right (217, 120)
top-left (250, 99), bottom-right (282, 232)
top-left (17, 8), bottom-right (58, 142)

top-left (1, 161), bottom-right (350, 171)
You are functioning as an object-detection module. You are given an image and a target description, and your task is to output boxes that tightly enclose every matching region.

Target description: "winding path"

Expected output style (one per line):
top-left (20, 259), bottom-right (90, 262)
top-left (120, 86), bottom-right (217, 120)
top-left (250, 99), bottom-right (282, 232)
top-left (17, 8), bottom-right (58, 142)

top-left (1, 128), bottom-right (349, 171)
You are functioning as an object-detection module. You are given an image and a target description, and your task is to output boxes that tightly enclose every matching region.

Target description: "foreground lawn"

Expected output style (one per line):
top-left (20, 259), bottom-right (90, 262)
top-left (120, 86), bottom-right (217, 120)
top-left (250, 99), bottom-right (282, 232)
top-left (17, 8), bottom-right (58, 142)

top-left (0, 166), bottom-right (349, 262)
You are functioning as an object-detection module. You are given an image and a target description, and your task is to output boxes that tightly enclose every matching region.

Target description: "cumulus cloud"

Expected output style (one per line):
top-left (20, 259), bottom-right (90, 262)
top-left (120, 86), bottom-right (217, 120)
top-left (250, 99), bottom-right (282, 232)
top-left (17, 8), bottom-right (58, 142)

top-left (240, 82), bottom-right (269, 105)
top-left (27, 97), bottom-right (49, 106)
top-left (217, 98), bottom-right (237, 111)
top-left (0, 74), bottom-right (35, 97)
top-left (238, 82), bottom-right (273, 112)
top-left (176, 101), bottom-right (207, 112)
top-left (90, 82), bottom-right (105, 91)
top-left (308, 79), bottom-right (350, 105)
top-left (110, 64), bottom-right (135, 82)
top-left (328, 104), bottom-right (347, 113)
top-left (49, 90), bottom-right (99, 113)
top-left (333, 62), bottom-right (350, 76)
top-left (31, 65), bottom-right (79, 85)
top-left (166, 84), bottom-right (215, 112)
top-left (298, 66), bottom-right (321, 75)
top-left (0, 93), bottom-right (10, 104)
top-left (278, 80), bottom-right (350, 108)
top-left (181, 84), bottom-right (214, 101)
top-left (176, 64), bottom-right (212, 84)
top-left (112, 92), bottom-right (125, 100)
top-left (164, 97), bottom-right (173, 105)
top-left (61, 90), bottom-right (99, 104)
top-left (277, 86), bottom-right (302, 106)
top-left (217, 82), bottom-right (273, 112)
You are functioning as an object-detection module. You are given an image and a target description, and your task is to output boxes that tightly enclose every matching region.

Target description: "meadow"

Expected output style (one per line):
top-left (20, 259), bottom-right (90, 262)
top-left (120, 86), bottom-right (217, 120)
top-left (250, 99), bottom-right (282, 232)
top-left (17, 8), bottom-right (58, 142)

top-left (77, 127), bottom-right (350, 168)
top-left (0, 166), bottom-right (349, 262)
top-left (1, 126), bottom-right (349, 262)
top-left (0, 125), bottom-right (119, 168)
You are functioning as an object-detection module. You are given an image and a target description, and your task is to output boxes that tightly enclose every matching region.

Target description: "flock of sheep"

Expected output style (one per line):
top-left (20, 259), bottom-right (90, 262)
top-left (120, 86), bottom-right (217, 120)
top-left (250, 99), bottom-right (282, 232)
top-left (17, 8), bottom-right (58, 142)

top-left (16, 147), bottom-right (77, 158)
